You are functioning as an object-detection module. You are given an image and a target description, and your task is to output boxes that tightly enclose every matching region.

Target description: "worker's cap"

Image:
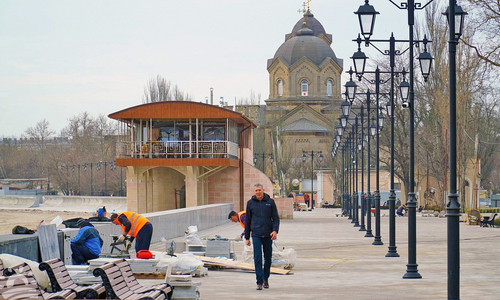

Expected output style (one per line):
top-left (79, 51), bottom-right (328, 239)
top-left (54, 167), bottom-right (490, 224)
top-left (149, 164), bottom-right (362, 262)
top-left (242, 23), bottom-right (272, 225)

top-left (76, 219), bottom-right (88, 227)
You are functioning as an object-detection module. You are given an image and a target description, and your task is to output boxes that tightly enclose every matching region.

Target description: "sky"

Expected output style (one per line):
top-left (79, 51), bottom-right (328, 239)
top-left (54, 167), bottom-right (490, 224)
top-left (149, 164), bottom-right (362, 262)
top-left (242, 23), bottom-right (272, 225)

top-left (0, 0), bottom-right (420, 137)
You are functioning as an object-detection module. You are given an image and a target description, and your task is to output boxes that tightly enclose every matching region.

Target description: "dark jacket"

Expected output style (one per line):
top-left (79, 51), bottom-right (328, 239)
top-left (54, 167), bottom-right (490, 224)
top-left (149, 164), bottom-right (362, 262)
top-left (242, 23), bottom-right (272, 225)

top-left (244, 193), bottom-right (280, 239)
top-left (71, 225), bottom-right (103, 256)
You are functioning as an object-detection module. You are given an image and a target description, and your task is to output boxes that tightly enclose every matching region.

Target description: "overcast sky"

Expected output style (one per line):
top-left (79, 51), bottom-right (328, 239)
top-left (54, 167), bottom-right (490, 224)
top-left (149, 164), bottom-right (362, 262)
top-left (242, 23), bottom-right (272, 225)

top-left (0, 0), bottom-right (423, 137)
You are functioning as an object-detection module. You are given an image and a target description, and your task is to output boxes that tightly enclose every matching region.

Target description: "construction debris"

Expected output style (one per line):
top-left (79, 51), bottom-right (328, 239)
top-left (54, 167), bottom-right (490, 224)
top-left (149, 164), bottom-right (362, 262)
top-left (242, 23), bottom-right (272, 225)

top-left (193, 255), bottom-right (292, 275)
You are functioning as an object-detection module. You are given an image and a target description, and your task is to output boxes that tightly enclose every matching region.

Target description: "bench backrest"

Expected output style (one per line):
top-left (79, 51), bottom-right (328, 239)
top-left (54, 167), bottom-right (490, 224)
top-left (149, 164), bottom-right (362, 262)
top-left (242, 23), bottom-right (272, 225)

top-left (113, 259), bottom-right (143, 290)
top-left (6, 263), bottom-right (37, 286)
top-left (0, 274), bottom-right (43, 299)
top-left (489, 213), bottom-right (497, 223)
top-left (39, 258), bottom-right (77, 291)
top-left (93, 261), bottom-right (134, 299)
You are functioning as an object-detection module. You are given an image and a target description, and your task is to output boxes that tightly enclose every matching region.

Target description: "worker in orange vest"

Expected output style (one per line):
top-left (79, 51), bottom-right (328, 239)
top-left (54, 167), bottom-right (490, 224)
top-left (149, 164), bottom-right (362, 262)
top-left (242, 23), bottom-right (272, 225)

top-left (111, 212), bottom-right (153, 253)
top-left (228, 210), bottom-right (246, 241)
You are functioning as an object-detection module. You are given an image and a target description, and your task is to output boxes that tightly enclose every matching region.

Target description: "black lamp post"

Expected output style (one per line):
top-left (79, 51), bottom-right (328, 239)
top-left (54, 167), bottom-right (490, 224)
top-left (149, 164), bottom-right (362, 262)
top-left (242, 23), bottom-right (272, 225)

top-left (253, 153), bottom-right (275, 180)
top-left (345, 89), bottom-right (375, 237)
top-left (357, 0), bottom-right (435, 276)
top-left (302, 150), bottom-right (323, 210)
top-left (71, 165), bottom-right (79, 196)
top-left (348, 64), bottom-right (388, 244)
top-left (445, 1), bottom-right (466, 298)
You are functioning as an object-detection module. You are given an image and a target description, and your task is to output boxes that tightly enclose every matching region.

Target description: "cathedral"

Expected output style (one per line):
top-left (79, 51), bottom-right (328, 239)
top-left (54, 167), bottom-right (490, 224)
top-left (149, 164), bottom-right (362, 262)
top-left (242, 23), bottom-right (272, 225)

top-left (235, 8), bottom-right (344, 188)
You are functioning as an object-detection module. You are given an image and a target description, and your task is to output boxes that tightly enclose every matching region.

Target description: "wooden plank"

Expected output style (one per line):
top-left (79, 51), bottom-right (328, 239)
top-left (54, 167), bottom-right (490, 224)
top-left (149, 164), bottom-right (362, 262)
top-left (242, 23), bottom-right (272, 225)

top-left (37, 224), bottom-right (60, 261)
top-left (193, 255), bottom-right (292, 275)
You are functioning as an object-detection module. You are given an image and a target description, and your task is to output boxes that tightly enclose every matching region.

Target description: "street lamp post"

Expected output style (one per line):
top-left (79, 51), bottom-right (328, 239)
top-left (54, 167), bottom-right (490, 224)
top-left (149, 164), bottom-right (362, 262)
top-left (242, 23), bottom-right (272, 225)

top-left (253, 153), bottom-right (275, 180)
top-left (445, 1), bottom-right (467, 298)
top-left (346, 89), bottom-right (375, 238)
top-left (356, 0), bottom-right (435, 275)
top-left (386, 0), bottom-right (435, 279)
top-left (302, 150), bottom-right (323, 210)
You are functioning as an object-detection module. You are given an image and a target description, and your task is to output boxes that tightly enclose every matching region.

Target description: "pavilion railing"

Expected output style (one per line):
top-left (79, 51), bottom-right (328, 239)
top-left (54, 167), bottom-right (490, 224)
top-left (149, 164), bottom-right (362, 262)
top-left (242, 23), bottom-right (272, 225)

top-left (117, 141), bottom-right (239, 159)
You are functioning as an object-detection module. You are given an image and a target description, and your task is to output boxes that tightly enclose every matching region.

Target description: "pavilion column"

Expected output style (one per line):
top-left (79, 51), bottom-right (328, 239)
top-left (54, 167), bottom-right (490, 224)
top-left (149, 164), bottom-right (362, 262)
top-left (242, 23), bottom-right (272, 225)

top-left (185, 166), bottom-right (200, 207)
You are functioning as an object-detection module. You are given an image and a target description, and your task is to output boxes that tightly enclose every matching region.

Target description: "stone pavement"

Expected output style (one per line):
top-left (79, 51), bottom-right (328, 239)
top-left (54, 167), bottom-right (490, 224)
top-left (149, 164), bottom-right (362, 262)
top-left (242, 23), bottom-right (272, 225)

top-left (148, 208), bottom-right (499, 300)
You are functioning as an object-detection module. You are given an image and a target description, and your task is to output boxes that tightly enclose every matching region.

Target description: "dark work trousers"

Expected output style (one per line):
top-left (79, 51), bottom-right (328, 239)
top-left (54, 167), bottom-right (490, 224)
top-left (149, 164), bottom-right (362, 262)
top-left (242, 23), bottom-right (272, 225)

top-left (71, 243), bottom-right (99, 265)
top-left (135, 222), bottom-right (153, 252)
top-left (252, 236), bottom-right (272, 285)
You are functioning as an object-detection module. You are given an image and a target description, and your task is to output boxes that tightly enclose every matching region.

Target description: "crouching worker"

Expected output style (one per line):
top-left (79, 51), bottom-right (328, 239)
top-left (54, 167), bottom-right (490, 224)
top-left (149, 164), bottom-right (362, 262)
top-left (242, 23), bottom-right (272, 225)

top-left (111, 212), bottom-right (153, 253)
top-left (228, 210), bottom-right (246, 241)
top-left (71, 219), bottom-right (103, 265)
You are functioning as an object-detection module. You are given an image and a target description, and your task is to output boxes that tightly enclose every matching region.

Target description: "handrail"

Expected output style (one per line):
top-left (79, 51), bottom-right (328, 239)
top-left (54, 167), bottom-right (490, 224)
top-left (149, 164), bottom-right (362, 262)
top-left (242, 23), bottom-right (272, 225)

top-left (117, 140), bottom-right (239, 159)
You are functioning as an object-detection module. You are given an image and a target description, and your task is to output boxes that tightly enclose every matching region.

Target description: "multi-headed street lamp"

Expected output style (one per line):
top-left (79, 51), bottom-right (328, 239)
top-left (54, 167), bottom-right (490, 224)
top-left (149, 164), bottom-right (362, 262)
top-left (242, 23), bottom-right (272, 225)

top-left (355, 0), bottom-right (435, 276)
top-left (340, 86), bottom-right (379, 237)
top-left (253, 153), bottom-right (274, 180)
top-left (302, 150), bottom-right (323, 210)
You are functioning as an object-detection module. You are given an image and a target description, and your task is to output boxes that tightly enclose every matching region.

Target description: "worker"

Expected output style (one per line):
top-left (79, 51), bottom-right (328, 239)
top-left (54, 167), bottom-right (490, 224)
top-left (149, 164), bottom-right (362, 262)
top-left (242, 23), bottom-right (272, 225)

top-left (228, 210), bottom-right (246, 240)
top-left (110, 212), bottom-right (153, 253)
top-left (303, 193), bottom-right (310, 207)
top-left (70, 219), bottom-right (103, 265)
top-left (96, 206), bottom-right (107, 218)
top-left (245, 183), bottom-right (280, 290)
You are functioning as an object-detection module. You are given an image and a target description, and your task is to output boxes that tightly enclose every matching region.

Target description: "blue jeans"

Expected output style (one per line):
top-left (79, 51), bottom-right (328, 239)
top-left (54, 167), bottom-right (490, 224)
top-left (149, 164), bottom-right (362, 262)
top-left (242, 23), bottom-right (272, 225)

top-left (71, 243), bottom-right (99, 265)
top-left (252, 236), bottom-right (272, 285)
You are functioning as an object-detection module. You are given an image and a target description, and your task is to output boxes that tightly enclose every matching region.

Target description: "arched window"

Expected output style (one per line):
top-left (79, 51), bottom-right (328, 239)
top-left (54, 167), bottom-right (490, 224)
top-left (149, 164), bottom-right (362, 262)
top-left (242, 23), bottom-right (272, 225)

top-left (301, 80), bottom-right (308, 96)
top-left (327, 80), bottom-right (333, 96)
top-left (278, 80), bottom-right (283, 97)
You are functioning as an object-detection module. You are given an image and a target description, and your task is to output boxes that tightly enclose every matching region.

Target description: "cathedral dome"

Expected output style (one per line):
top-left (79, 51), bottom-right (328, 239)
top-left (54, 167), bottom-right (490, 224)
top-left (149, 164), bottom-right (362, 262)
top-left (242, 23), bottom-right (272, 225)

top-left (285, 10), bottom-right (332, 44)
top-left (291, 10), bottom-right (327, 38)
top-left (272, 33), bottom-right (338, 67)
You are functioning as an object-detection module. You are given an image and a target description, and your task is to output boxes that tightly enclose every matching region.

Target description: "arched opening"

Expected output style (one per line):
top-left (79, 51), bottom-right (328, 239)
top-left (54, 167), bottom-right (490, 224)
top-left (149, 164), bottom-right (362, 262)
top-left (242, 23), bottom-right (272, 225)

top-left (301, 79), bottom-right (308, 96)
top-left (278, 79), bottom-right (283, 97)
top-left (327, 80), bottom-right (333, 96)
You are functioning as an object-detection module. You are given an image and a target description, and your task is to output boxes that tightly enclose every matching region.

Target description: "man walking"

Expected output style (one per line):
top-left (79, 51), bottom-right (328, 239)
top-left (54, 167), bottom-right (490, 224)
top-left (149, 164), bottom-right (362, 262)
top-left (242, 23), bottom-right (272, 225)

top-left (244, 183), bottom-right (280, 290)
top-left (111, 211), bottom-right (153, 253)
top-left (70, 219), bottom-right (103, 265)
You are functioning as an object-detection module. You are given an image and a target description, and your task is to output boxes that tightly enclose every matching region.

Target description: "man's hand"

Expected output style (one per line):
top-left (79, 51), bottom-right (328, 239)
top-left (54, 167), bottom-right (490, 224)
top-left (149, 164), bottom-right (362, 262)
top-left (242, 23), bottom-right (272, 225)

top-left (117, 234), bottom-right (126, 242)
top-left (245, 239), bottom-right (251, 246)
top-left (270, 231), bottom-right (277, 240)
top-left (235, 235), bottom-right (242, 241)
top-left (125, 240), bottom-right (132, 250)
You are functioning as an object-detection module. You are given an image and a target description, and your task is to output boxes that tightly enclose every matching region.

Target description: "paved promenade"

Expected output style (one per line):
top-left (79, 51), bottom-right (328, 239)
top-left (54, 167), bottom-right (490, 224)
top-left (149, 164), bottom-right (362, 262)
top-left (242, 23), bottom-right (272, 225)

top-left (151, 208), bottom-right (499, 300)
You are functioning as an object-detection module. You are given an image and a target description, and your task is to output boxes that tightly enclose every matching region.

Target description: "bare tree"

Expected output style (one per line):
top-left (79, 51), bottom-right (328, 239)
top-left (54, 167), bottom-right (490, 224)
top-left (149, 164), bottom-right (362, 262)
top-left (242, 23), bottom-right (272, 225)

top-left (142, 75), bottom-right (192, 103)
top-left (237, 90), bottom-right (261, 105)
top-left (462, 0), bottom-right (500, 67)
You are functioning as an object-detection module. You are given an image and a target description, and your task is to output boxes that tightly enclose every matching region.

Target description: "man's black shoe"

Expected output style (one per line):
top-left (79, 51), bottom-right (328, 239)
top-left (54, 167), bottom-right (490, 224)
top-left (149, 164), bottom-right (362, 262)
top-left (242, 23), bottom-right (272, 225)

top-left (256, 284), bottom-right (263, 290)
top-left (263, 280), bottom-right (269, 288)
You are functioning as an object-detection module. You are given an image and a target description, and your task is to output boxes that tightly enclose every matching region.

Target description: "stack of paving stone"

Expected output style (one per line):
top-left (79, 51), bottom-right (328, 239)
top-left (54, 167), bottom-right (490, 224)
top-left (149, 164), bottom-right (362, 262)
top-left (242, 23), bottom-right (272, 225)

top-left (166, 265), bottom-right (201, 300)
top-left (88, 257), bottom-right (159, 274)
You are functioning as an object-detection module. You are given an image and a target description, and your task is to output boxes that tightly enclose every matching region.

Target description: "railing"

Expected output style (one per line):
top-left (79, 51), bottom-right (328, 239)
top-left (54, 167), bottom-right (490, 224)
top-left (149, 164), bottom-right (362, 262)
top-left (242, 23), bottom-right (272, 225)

top-left (117, 141), bottom-right (239, 159)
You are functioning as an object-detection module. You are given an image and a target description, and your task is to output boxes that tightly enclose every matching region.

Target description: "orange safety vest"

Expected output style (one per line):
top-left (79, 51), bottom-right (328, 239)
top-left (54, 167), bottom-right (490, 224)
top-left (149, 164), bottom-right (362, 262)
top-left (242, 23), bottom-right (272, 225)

top-left (238, 211), bottom-right (246, 229)
top-left (118, 211), bottom-right (150, 237)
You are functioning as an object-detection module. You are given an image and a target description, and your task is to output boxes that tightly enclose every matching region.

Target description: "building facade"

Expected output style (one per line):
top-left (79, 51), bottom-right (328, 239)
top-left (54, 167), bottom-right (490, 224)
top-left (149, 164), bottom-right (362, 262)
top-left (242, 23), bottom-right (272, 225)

top-left (235, 9), bottom-right (344, 202)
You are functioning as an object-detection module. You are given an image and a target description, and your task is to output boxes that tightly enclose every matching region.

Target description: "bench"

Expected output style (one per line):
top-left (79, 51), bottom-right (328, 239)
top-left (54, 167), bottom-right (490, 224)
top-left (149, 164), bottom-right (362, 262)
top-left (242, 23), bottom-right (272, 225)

top-left (113, 259), bottom-right (173, 300)
top-left (92, 262), bottom-right (165, 300)
top-left (5, 262), bottom-right (76, 299)
top-left (0, 274), bottom-right (43, 299)
top-left (421, 210), bottom-right (435, 217)
top-left (39, 258), bottom-right (105, 299)
top-left (480, 213), bottom-right (498, 228)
